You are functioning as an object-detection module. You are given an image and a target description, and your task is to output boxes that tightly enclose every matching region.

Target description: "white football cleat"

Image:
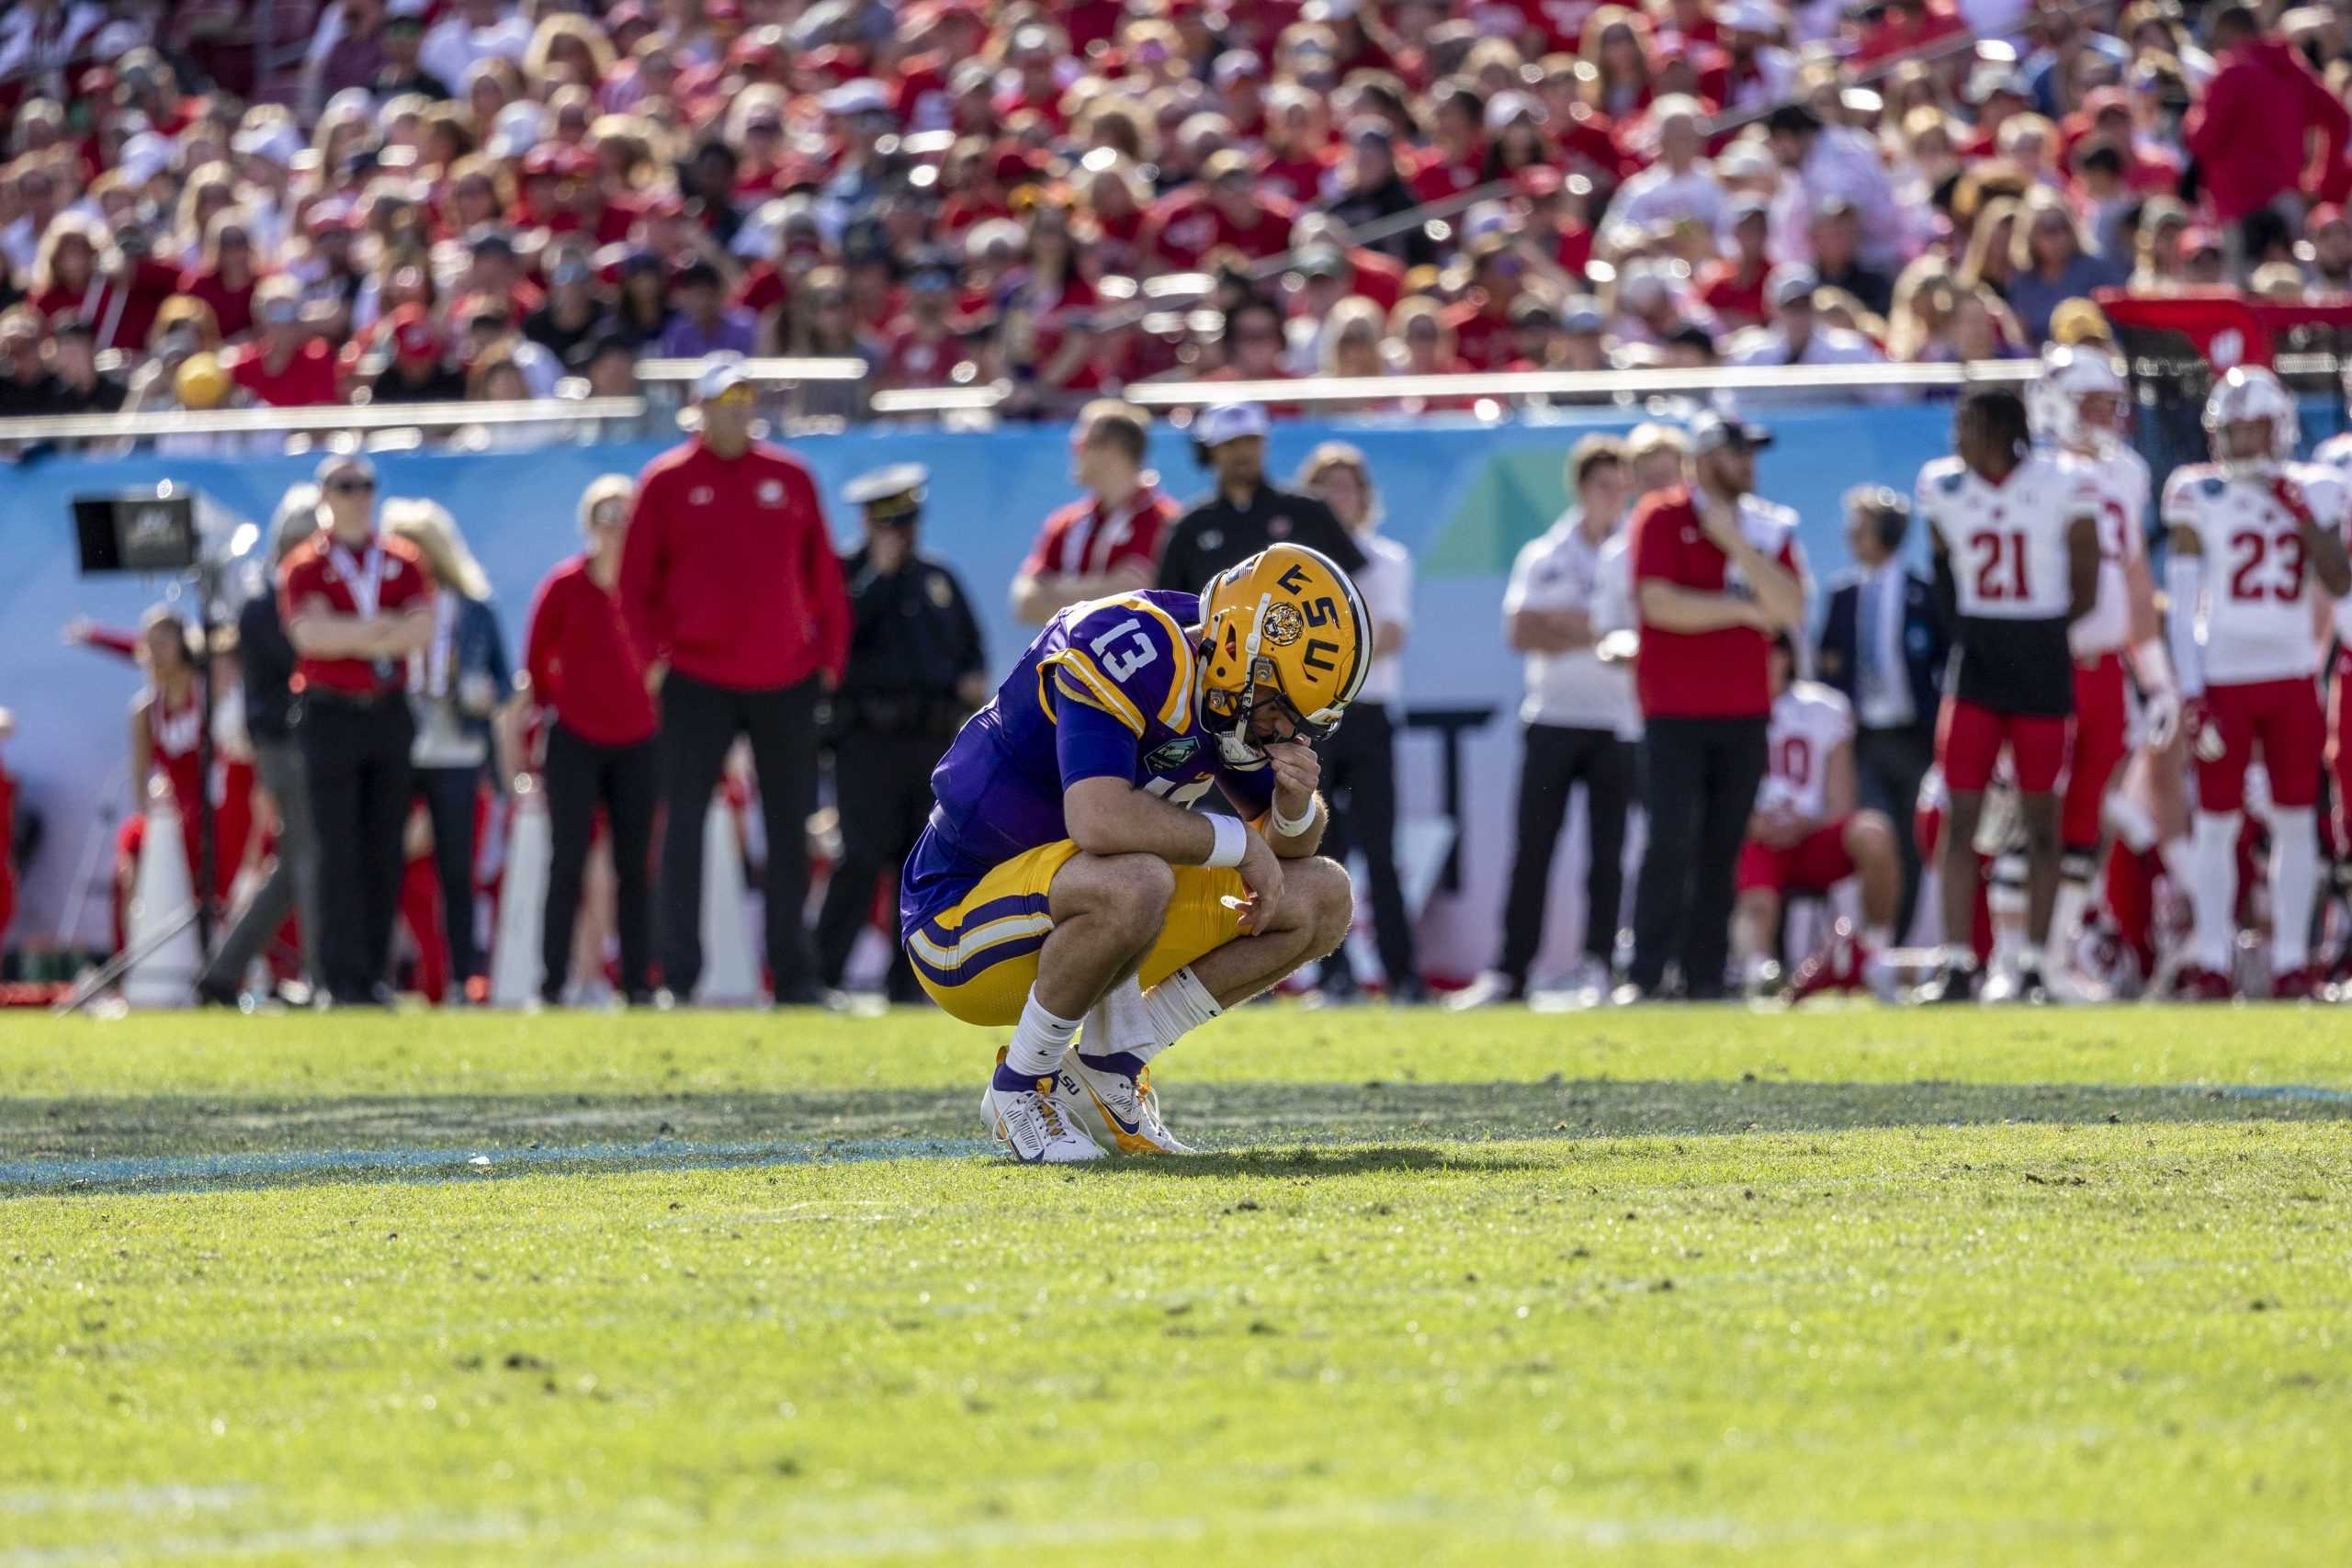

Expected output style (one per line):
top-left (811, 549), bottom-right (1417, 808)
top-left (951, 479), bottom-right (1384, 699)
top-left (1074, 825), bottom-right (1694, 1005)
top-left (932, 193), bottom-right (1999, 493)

top-left (1060, 1055), bottom-right (1194, 1155)
top-left (981, 1049), bottom-right (1105, 1163)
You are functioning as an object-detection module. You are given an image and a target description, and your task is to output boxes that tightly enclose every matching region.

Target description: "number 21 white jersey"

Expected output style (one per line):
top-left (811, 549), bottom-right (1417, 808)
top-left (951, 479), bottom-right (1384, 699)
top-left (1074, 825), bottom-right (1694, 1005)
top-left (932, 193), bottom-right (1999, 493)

top-left (1916, 453), bottom-right (2096, 621)
top-left (2059, 444), bottom-right (2150, 656)
top-left (2161, 460), bottom-right (2348, 685)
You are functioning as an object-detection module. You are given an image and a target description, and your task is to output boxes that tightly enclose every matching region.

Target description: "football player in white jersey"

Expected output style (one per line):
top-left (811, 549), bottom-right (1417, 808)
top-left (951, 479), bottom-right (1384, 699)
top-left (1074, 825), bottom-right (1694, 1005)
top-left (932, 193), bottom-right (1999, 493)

top-left (2163, 367), bottom-right (2352, 999)
top-left (2313, 423), bottom-right (2352, 973)
top-left (1732, 637), bottom-right (1903, 999)
top-left (1913, 386), bottom-right (2102, 1002)
top-left (2031, 344), bottom-right (2180, 990)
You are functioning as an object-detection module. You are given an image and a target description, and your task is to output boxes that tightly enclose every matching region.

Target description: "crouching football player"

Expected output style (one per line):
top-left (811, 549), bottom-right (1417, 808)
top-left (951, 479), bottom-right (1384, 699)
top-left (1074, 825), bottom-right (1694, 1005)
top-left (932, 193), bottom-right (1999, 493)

top-left (1732, 637), bottom-right (1904, 999)
top-left (899, 544), bottom-right (1367, 1161)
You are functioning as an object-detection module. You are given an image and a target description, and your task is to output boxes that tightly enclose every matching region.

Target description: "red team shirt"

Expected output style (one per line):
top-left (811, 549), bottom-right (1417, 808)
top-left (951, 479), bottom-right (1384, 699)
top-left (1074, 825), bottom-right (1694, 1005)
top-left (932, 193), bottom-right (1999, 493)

top-left (525, 556), bottom-right (660, 747)
top-left (1021, 487), bottom-right (1179, 581)
top-left (1630, 487), bottom-right (1802, 720)
top-left (278, 532), bottom-right (435, 696)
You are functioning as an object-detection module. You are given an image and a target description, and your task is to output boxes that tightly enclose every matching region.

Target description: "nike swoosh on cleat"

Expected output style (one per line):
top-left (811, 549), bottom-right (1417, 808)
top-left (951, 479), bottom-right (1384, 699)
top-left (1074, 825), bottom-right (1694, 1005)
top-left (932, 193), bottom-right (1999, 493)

top-left (1080, 1080), bottom-right (1167, 1155)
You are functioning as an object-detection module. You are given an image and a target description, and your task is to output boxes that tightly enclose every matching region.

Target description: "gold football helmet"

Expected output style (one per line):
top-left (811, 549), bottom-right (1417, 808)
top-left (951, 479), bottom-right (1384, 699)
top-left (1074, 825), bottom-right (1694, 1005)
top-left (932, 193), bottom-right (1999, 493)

top-left (1195, 543), bottom-right (1370, 765)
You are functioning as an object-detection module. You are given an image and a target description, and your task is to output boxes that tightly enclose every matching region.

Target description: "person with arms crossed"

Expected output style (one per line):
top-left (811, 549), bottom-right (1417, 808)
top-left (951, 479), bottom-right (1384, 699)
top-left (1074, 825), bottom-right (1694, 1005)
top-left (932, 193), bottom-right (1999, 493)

top-left (1456, 435), bottom-right (1638, 1008)
top-left (1732, 636), bottom-right (1905, 1000)
top-left (1623, 413), bottom-right (1809, 1002)
top-left (2032, 344), bottom-right (2178, 992)
top-left (1914, 387), bottom-right (2102, 1004)
top-left (1011, 400), bottom-right (1179, 625)
top-left (279, 453), bottom-right (435, 1008)
top-left (620, 354), bottom-right (852, 1007)
top-left (900, 544), bottom-right (1365, 1161)
top-left (2163, 367), bottom-right (2352, 999)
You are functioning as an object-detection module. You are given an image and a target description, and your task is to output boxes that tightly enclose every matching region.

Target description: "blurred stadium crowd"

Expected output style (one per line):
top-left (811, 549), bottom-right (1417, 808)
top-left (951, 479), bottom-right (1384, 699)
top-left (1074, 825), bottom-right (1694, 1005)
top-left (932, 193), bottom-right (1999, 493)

top-left (0, 0), bottom-right (2348, 423)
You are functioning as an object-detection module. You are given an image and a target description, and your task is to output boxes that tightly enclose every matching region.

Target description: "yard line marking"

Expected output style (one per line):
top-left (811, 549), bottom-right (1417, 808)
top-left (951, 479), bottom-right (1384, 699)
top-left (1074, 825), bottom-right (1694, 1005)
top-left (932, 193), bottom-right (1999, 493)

top-left (0, 1486), bottom-right (257, 1517)
top-left (0, 1135), bottom-right (993, 1191)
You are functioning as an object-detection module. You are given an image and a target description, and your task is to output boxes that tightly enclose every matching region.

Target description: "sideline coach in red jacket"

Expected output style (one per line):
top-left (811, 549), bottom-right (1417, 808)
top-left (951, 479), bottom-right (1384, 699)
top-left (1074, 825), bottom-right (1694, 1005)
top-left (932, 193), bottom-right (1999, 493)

top-left (621, 355), bottom-right (851, 1005)
top-left (1624, 413), bottom-right (1806, 1000)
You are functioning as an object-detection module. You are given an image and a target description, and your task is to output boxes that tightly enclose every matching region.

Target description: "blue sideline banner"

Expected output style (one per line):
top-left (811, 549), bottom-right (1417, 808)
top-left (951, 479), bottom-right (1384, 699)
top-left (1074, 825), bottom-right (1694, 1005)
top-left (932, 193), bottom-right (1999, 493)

top-left (0, 401), bottom-right (1973, 978)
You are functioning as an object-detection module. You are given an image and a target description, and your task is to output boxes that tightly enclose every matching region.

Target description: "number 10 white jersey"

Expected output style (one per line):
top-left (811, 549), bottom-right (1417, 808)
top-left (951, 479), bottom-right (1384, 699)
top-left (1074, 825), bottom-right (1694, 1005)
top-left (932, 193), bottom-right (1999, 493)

top-left (1916, 453), bottom-right (2097, 621)
top-left (2160, 460), bottom-right (2347, 685)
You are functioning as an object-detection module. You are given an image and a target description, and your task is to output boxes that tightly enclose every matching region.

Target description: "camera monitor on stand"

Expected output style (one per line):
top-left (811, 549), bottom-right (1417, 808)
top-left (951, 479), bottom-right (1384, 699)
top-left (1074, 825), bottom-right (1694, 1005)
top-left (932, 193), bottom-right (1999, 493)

top-left (74, 484), bottom-right (200, 576)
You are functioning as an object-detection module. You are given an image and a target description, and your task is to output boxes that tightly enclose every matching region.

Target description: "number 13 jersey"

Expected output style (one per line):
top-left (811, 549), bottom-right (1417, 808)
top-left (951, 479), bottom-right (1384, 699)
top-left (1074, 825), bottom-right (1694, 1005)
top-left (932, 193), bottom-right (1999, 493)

top-left (1916, 452), bottom-right (2095, 716)
top-left (905, 591), bottom-right (1274, 915)
top-left (2162, 461), bottom-right (2349, 686)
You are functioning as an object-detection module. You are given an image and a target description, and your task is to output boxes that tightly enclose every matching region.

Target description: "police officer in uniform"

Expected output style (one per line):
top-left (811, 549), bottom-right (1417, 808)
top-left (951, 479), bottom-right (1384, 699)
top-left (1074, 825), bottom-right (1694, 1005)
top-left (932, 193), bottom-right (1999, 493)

top-left (1154, 401), bottom-right (1369, 597)
top-left (815, 465), bottom-right (989, 1002)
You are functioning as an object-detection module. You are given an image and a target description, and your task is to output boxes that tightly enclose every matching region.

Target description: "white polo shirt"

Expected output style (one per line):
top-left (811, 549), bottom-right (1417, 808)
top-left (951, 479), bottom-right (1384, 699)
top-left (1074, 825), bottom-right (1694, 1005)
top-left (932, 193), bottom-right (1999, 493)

top-left (1351, 531), bottom-right (1413, 707)
top-left (1504, 509), bottom-right (1640, 738)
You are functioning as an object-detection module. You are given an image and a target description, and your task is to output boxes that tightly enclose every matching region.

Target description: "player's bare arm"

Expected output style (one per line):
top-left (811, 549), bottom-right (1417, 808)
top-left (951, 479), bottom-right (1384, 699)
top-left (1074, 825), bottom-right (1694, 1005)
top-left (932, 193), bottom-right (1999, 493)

top-left (1638, 579), bottom-right (1770, 632)
top-left (2064, 513), bottom-right (2101, 625)
top-left (1508, 604), bottom-right (1595, 651)
top-left (1064, 774), bottom-right (1286, 934)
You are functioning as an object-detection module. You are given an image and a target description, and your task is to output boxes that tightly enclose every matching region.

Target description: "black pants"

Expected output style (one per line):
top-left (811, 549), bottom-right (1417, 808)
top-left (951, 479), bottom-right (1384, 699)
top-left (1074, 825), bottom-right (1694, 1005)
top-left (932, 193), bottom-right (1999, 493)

top-left (542, 721), bottom-right (659, 1001)
top-left (413, 762), bottom-right (483, 993)
top-left (1628, 715), bottom-right (1769, 998)
top-left (1317, 702), bottom-right (1418, 989)
top-left (1498, 722), bottom-right (1635, 982)
top-left (300, 693), bottom-right (414, 1004)
top-left (1854, 720), bottom-right (1937, 941)
top-left (814, 730), bottom-right (946, 1000)
top-left (656, 671), bottom-right (821, 998)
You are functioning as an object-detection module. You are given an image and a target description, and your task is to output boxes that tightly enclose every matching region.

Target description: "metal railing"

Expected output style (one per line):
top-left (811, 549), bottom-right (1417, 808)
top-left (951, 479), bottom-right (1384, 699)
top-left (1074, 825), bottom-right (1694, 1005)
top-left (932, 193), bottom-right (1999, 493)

top-left (0, 358), bottom-right (2101, 448)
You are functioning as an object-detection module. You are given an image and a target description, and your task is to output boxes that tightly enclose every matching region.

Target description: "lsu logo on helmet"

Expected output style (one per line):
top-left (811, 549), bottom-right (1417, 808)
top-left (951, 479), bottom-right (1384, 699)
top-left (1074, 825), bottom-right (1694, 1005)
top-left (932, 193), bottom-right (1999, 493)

top-left (1195, 544), bottom-right (1370, 767)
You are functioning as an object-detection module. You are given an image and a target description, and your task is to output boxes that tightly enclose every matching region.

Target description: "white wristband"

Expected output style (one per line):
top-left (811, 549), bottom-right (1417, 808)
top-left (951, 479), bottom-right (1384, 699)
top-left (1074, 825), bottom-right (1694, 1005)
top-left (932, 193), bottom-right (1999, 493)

top-left (1204, 813), bottom-right (1248, 868)
top-left (1271, 793), bottom-right (1317, 838)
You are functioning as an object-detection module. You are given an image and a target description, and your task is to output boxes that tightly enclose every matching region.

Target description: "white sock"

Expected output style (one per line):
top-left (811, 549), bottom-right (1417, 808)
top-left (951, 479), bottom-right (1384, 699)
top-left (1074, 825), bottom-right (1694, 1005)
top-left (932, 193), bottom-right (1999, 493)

top-left (1133, 965), bottom-right (1222, 1065)
top-left (1004, 989), bottom-right (1082, 1077)
top-left (1988, 877), bottom-right (2026, 971)
top-left (1741, 949), bottom-right (1776, 984)
top-left (1080, 976), bottom-right (1151, 1057)
top-left (2190, 811), bottom-right (2241, 972)
top-left (1860, 922), bottom-right (1893, 952)
top-left (2269, 807), bottom-right (2319, 972)
top-left (2159, 836), bottom-right (2196, 894)
top-left (2047, 879), bottom-right (2090, 971)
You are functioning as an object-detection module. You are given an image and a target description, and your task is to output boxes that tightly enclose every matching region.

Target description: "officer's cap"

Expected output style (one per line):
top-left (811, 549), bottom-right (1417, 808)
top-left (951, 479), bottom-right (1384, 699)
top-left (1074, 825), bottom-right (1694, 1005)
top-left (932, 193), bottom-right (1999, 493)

top-left (842, 463), bottom-right (927, 521)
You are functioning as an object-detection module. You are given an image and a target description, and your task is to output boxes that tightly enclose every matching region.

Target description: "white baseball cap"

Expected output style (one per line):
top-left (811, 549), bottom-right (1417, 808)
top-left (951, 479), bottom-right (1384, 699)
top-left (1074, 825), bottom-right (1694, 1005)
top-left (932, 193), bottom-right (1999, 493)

top-left (1194, 402), bottom-right (1270, 446)
top-left (695, 352), bottom-right (752, 401)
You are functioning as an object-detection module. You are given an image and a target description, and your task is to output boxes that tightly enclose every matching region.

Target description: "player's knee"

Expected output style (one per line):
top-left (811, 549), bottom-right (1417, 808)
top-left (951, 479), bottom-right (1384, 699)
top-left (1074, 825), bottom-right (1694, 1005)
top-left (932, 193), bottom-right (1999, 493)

top-left (1297, 856), bottom-right (1355, 950)
top-left (1064, 851), bottom-right (1174, 938)
top-left (1848, 810), bottom-right (1896, 862)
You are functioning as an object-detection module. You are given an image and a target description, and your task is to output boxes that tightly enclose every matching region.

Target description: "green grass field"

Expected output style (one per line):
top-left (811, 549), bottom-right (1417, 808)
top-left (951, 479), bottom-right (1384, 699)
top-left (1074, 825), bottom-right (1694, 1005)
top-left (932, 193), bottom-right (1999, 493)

top-left (5, 1004), bottom-right (2349, 1566)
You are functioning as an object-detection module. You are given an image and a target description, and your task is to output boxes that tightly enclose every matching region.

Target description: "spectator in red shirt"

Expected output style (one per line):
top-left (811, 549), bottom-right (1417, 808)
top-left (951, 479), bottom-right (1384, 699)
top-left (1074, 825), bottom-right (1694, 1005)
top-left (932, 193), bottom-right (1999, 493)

top-left (176, 210), bottom-right (259, 342)
top-left (1854, 0), bottom-right (1967, 68)
top-left (2182, 5), bottom-right (2351, 235)
top-left (228, 279), bottom-right (342, 408)
top-left (1442, 234), bottom-right (1530, 371)
top-left (526, 473), bottom-right (659, 1007)
top-left (1699, 197), bottom-right (1774, 330)
top-left (1624, 413), bottom-right (1806, 1000)
top-left (1412, 81), bottom-right (1487, 205)
top-left (1144, 150), bottom-right (1298, 270)
top-left (28, 211), bottom-right (176, 354)
top-left (1011, 400), bottom-right (1177, 624)
top-left (877, 257), bottom-right (967, 390)
top-left (618, 354), bottom-right (851, 1007)
top-left (279, 453), bottom-right (435, 1007)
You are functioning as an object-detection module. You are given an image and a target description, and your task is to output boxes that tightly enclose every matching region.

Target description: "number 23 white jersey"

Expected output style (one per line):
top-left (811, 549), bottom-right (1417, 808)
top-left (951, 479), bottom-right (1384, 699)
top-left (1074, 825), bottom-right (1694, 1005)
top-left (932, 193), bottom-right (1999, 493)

top-left (2161, 461), bottom-right (2347, 685)
top-left (2059, 445), bottom-right (2150, 657)
top-left (1917, 453), bottom-right (2096, 621)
